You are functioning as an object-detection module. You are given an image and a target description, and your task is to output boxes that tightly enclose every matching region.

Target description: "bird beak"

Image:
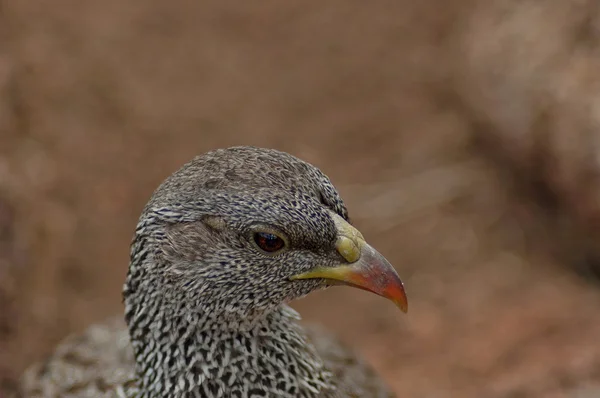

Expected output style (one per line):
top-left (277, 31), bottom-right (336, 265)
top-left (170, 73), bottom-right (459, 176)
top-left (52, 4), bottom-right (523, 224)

top-left (290, 214), bottom-right (408, 313)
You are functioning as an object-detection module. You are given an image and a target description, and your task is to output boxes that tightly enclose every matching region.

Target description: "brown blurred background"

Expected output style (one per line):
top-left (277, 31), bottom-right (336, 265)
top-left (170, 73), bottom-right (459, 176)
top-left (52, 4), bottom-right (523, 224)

top-left (2, 1), bottom-right (600, 397)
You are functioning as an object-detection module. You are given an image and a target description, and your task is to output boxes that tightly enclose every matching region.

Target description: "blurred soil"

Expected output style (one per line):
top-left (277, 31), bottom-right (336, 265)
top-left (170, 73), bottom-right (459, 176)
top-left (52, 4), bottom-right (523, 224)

top-left (2, 1), bottom-right (600, 397)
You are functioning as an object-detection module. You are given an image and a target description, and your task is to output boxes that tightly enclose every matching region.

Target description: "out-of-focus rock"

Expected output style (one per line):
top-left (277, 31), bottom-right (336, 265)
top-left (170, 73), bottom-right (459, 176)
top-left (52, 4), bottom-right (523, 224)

top-left (454, 0), bottom-right (600, 271)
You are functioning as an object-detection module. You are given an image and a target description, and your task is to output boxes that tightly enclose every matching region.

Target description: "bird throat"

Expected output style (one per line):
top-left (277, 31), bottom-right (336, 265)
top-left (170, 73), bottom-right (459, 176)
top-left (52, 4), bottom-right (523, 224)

top-left (124, 233), bottom-right (335, 397)
top-left (130, 304), bottom-right (333, 397)
top-left (125, 277), bottom-right (334, 398)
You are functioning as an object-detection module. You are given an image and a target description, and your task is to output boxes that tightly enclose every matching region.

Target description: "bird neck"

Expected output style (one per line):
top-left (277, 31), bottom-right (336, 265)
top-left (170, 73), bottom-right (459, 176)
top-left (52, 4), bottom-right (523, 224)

top-left (127, 300), bottom-right (334, 397)
top-left (124, 234), bottom-right (335, 397)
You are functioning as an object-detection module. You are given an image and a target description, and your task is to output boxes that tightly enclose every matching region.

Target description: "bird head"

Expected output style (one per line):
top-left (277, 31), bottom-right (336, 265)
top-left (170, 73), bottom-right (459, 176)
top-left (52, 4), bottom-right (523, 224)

top-left (124, 147), bottom-right (407, 330)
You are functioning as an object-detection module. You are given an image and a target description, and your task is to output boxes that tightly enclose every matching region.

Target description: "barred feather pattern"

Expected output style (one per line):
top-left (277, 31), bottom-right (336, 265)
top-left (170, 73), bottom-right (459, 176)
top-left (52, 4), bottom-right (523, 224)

top-left (125, 215), bottom-right (335, 397)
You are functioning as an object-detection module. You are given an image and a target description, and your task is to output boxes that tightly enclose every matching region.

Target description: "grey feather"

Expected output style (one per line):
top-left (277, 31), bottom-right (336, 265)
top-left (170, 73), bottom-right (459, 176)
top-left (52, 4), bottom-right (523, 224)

top-left (19, 146), bottom-right (396, 398)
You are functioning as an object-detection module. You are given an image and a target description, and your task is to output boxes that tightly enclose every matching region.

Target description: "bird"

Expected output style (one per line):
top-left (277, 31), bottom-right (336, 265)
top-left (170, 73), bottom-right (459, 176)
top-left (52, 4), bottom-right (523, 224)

top-left (18, 146), bottom-right (408, 398)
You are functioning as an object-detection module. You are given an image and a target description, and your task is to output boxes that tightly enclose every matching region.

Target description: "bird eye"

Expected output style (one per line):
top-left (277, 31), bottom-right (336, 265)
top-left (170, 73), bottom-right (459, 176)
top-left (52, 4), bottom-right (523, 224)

top-left (253, 232), bottom-right (285, 253)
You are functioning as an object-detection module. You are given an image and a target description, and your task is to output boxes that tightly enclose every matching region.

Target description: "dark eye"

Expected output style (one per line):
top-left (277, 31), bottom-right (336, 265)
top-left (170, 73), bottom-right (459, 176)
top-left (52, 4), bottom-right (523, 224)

top-left (253, 232), bottom-right (285, 253)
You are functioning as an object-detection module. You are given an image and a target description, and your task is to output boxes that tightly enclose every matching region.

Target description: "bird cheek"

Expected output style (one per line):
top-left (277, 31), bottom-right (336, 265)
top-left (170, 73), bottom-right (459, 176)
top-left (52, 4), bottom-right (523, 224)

top-left (286, 278), bottom-right (323, 302)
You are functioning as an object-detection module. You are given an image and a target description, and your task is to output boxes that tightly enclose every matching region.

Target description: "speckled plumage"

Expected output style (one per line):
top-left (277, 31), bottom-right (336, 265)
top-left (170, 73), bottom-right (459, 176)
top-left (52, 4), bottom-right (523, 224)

top-left (19, 146), bottom-right (397, 398)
